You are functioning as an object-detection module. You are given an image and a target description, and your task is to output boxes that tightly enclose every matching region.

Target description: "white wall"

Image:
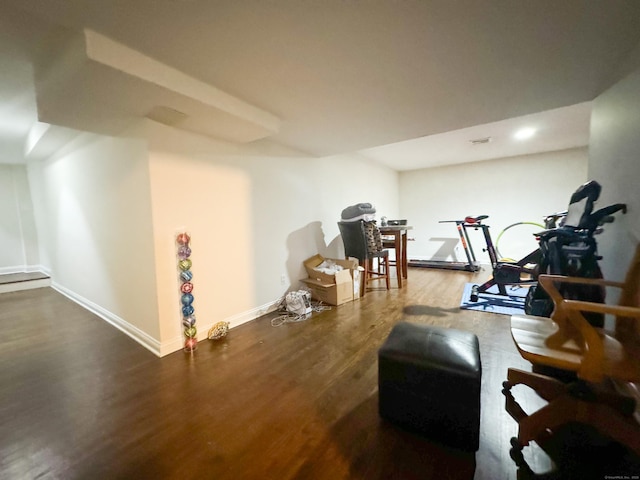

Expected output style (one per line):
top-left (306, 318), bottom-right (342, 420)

top-left (13, 40), bottom-right (638, 358)
top-left (0, 164), bottom-right (40, 272)
top-left (142, 121), bottom-right (398, 354)
top-left (27, 131), bottom-right (161, 350)
top-left (23, 118), bottom-right (397, 356)
top-left (588, 45), bottom-right (640, 395)
top-left (399, 148), bottom-right (588, 265)
top-left (589, 58), bottom-right (640, 285)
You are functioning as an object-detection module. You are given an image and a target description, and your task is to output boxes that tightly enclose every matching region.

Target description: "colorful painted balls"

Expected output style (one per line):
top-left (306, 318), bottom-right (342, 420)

top-left (176, 233), bottom-right (191, 245)
top-left (184, 337), bottom-right (198, 351)
top-left (177, 245), bottom-right (192, 260)
top-left (177, 232), bottom-right (196, 351)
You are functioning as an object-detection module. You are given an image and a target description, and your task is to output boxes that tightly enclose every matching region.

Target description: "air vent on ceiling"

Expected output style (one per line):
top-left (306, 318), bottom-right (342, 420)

top-left (469, 136), bottom-right (493, 145)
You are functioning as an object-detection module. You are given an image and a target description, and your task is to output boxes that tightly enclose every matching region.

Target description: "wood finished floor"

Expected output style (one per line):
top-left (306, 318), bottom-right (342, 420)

top-left (0, 272), bottom-right (49, 285)
top-left (0, 267), bottom-right (623, 479)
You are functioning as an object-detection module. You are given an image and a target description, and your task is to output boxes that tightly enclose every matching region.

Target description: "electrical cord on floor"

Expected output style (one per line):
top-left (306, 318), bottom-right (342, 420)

top-left (270, 300), bottom-right (332, 327)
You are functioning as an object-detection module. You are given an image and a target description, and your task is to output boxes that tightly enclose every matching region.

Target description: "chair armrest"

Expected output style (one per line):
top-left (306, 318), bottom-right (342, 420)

top-left (537, 274), bottom-right (626, 382)
top-left (561, 300), bottom-right (640, 382)
top-left (538, 274), bottom-right (624, 316)
top-left (538, 274), bottom-right (625, 291)
top-left (563, 300), bottom-right (640, 319)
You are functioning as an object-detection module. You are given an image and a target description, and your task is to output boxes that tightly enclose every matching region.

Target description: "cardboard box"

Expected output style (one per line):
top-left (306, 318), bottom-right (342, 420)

top-left (301, 277), bottom-right (353, 306)
top-left (303, 254), bottom-right (358, 283)
top-left (301, 255), bottom-right (359, 306)
top-left (352, 265), bottom-right (364, 299)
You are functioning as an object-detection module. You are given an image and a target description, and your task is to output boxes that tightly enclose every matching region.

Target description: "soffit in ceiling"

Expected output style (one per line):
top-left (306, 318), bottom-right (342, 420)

top-left (1, 1), bottom-right (640, 165)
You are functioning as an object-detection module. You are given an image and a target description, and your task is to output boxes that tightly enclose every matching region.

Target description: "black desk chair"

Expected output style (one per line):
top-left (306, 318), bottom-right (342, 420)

top-left (338, 220), bottom-right (390, 296)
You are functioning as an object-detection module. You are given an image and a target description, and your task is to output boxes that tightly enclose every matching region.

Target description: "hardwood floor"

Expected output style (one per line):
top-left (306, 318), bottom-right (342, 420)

top-left (0, 268), bottom-right (634, 479)
top-left (0, 272), bottom-right (48, 285)
top-left (0, 272), bottom-right (51, 294)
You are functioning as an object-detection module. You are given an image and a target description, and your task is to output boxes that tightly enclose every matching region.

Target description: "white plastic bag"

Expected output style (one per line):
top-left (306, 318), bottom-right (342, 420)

top-left (285, 290), bottom-right (312, 317)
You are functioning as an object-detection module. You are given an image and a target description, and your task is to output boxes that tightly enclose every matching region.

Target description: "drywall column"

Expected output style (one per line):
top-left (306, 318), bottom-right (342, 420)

top-left (589, 64), bottom-right (640, 283)
top-left (0, 165), bottom-right (40, 272)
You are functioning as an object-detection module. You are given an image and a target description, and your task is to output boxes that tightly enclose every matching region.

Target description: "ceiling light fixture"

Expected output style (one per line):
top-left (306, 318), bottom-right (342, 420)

top-left (514, 127), bottom-right (536, 140)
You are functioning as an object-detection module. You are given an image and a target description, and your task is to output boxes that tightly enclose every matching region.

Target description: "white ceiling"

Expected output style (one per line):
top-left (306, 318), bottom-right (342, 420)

top-left (1, 1), bottom-right (640, 169)
top-left (360, 101), bottom-right (593, 171)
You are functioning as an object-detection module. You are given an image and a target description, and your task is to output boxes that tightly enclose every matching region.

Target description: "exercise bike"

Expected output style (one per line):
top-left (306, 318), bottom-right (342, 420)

top-left (468, 181), bottom-right (626, 321)
top-left (469, 216), bottom-right (540, 302)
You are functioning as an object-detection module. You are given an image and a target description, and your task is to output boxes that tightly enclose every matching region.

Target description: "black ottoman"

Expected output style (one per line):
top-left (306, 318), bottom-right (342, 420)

top-left (378, 322), bottom-right (482, 451)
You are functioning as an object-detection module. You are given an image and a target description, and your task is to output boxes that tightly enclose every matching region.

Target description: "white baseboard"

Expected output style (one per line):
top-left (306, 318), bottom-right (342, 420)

top-left (52, 281), bottom-right (163, 357)
top-left (29, 264), bottom-right (51, 275)
top-left (0, 264), bottom-right (49, 275)
top-left (159, 298), bottom-right (282, 357)
top-left (51, 280), bottom-right (283, 358)
top-left (0, 266), bottom-right (21, 275)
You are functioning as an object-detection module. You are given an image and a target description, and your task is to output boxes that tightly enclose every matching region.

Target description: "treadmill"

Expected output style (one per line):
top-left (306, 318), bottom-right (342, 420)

top-left (408, 216), bottom-right (487, 272)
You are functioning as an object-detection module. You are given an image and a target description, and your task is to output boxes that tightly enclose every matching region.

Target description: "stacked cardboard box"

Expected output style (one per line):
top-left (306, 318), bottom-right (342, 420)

top-left (301, 254), bottom-right (360, 306)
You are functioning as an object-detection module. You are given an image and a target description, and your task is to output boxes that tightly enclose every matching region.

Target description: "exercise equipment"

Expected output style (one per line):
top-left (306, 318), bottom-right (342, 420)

top-left (524, 181), bottom-right (627, 324)
top-left (408, 216), bottom-right (486, 272)
top-left (469, 218), bottom-right (541, 302)
top-left (495, 221), bottom-right (545, 261)
top-left (470, 180), bottom-right (627, 313)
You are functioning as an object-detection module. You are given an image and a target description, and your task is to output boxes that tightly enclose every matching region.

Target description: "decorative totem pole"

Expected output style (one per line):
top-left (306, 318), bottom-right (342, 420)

top-left (176, 232), bottom-right (197, 352)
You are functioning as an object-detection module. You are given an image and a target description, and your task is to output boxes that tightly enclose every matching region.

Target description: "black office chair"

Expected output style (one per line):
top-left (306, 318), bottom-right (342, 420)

top-left (337, 220), bottom-right (390, 296)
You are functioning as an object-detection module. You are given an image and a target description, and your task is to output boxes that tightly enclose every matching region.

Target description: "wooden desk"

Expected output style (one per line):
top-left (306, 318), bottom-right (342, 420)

top-left (379, 226), bottom-right (412, 288)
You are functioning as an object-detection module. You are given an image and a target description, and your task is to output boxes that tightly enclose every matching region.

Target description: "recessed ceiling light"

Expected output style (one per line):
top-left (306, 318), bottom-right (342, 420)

top-left (514, 127), bottom-right (536, 140)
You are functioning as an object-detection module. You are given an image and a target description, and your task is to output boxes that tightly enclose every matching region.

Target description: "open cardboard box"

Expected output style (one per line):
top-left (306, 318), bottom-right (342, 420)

top-left (301, 254), bottom-right (359, 306)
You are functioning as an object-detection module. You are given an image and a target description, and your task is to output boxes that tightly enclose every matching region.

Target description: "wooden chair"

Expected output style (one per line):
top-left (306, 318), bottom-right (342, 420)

top-left (503, 243), bottom-right (640, 461)
top-left (337, 220), bottom-right (390, 297)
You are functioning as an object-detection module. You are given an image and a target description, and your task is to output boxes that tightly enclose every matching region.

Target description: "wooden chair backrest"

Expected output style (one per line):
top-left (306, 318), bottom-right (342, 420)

top-left (616, 243), bottom-right (640, 347)
top-left (521, 244), bottom-right (640, 383)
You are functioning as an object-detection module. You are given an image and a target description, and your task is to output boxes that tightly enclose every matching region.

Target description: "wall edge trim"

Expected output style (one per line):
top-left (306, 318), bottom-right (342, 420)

top-left (51, 281), bottom-right (162, 357)
top-left (158, 298), bottom-right (282, 356)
